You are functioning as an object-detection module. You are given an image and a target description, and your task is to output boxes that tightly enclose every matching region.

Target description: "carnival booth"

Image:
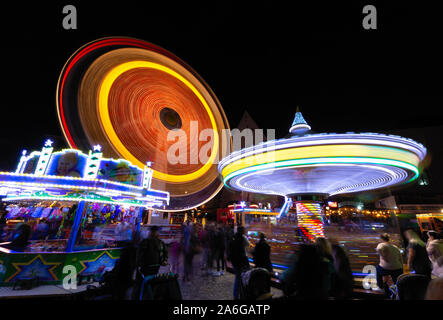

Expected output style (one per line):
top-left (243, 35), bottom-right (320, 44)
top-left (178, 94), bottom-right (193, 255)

top-left (0, 140), bottom-right (169, 286)
top-left (416, 213), bottom-right (443, 234)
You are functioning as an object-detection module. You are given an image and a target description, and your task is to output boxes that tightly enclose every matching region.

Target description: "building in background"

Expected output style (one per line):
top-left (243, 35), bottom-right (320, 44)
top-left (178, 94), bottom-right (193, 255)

top-left (210, 110), bottom-right (281, 215)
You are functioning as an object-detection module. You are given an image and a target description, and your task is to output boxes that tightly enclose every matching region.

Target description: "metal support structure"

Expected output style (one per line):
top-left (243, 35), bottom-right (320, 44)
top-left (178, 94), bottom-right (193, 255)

top-left (66, 201), bottom-right (86, 252)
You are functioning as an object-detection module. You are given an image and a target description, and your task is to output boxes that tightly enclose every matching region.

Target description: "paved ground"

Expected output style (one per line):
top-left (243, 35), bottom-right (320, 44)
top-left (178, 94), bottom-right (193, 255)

top-left (159, 253), bottom-right (283, 300)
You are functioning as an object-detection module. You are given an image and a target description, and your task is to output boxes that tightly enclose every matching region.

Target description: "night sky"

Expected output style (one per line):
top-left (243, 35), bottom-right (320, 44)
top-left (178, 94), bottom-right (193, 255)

top-left (1, 1), bottom-right (442, 171)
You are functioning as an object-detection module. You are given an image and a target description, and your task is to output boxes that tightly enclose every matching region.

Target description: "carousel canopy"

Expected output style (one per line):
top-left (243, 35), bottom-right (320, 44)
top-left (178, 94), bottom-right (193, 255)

top-left (219, 111), bottom-right (427, 197)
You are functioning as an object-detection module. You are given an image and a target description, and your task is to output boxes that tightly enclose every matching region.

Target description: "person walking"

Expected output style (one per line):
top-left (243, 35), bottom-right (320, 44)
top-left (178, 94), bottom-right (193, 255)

top-left (183, 226), bottom-right (200, 282)
top-left (213, 224), bottom-right (226, 276)
top-left (199, 225), bottom-right (210, 272)
top-left (404, 229), bottom-right (432, 278)
top-left (375, 233), bottom-right (403, 296)
top-left (136, 225), bottom-right (168, 276)
top-left (134, 226), bottom-right (169, 300)
top-left (252, 233), bottom-right (273, 273)
top-left (170, 236), bottom-right (182, 275)
top-left (227, 226), bottom-right (251, 299)
top-left (225, 223), bottom-right (234, 248)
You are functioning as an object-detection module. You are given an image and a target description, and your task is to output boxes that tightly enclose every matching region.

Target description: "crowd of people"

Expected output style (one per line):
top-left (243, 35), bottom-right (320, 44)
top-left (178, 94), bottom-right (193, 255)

top-left (1, 204), bottom-right (443, 300)
top-left (374, 229), bottom-right (443, 299)
top-left (170, 221), bottom-right (233, 281)
top-left (277, 236), bottom-right (354, 300)
top-left (164, 223), bottom-right (443, 300)
top-left (149, 221), bottom-right (356, 300)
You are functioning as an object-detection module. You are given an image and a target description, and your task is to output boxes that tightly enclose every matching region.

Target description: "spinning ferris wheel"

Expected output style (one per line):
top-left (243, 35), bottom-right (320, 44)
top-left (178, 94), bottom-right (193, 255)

top-left (56, 37), bottom-right (230, 211)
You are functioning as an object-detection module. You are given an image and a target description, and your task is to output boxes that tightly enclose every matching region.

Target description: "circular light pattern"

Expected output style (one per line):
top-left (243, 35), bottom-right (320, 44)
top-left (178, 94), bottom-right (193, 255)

top-left (159, 108), bottom-right (182, 130)
top-left (218, 133), bottom-right (427, 197)
top-left (56, 37), bottom-right (230, 211)
top-left (97, 60), bottom-right (219, 182)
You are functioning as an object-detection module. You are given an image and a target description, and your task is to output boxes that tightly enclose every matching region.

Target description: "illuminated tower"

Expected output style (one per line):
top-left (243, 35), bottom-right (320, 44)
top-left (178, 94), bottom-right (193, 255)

top-left (289, 106), bottom-right (311, 135)
top-left (84, 145), bottom-right (103, 178)
top-left (35, 139), bottom-right (54, 176)
top-left (295, 202), bottom-right (325, 241)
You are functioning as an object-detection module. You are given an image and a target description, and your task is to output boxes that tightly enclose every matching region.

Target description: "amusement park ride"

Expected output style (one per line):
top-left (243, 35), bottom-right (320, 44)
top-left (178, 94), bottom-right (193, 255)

top-left (0, 140), bottom-right (169, 286)
top-left (218, 108), bottom-right (427, 281)
top-left (0, 36), bottom-right (432, 289)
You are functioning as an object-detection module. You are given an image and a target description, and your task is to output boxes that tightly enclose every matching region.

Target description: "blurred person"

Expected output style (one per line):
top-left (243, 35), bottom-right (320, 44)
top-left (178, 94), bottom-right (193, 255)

top-left (0, 210), bottom-right (6, 224)
top-left (426, 231), bottom-right (440, 247)
top-left (33, 218), bottom-right (49, 240)
top-left (213, 224), bottom-right (226, 276)
top-left (404, 229), bottom-right (432, 278)
top-left (240, 267), bottom-right (272, 300)
top-left (0, 211), bottom-right (7, 241)
top-left (314, 237), bottom-right (335, 297)
top-left (396, 273), bottom-right (431, 300)
top-left (0, 261), bottom-right (5, 276)
top-left (136, 226), bottom-right (168, 276)
top-left (140, 226), bottom-right (150, 241)
top-left (92, 224), bottom-right (104, 240)
top-left (425, 277), bottom-right (443, 300)
top-left (375, 233), bottom-right (403, 295)
top-left (48, 219), bottom-right (62, 240)
top-left (426, 231), bottom-right (442, 253)
top-left (170, 236), bottom-right (183, 275)
top-left (207, 223), bottom-right (217, 274)
top-left (4, 223), bottom-right (31, 252)
top-left (281, 244), bottom-right (331, 299)
top-left (426, 234), bottom-right (443, 278)
top-left (183, 220), bottom-right (189, 237)
top-left (115, 220), bottom-right (132, 241)
top-left (183, 226), bottom-right (200, 282)
top-left (315, 237), bottom-right (333, 261)
top-left (430, 257), bottom-right (443, 278)
top-left (224, 224), bottom-right (234, 248)
top-left (252, 233), bottom-right (273, 273)
top-left (183, 221), bottom-right (192, 252)
top-left (279, 250), bottom-right (297, 294)
top-left (110, 240), bottom-right (137, 299)
top-left (227, 226), bottom-right (251, 299)
top-left (331, 244), bottom-right (354, 300)
top-left (199, 225), bottom-right (210, 271)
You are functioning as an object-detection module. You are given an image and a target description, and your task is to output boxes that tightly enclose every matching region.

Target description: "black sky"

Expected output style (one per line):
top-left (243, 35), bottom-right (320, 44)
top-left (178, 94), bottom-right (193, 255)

top-left (1, 1), bottom-right (442, 171)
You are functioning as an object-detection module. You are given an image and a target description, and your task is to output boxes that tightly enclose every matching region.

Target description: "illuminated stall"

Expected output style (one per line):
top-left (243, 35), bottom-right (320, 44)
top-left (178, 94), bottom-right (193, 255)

top-left (416, 213), bottom-right (443, 234)
top-left (218, 109), bottom-right (427, 283)
top-left (0, 140), bottom-right (169, 286)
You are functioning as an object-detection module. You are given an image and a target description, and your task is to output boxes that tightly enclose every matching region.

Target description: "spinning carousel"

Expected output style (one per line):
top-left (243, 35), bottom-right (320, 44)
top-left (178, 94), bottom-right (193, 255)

top-left (218, 109), bottom-right (427, 241)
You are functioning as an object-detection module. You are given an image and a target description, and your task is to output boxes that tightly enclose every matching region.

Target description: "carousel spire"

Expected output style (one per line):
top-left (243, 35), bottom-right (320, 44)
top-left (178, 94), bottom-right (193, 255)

top-left (289, 107), bottom-right (311, 134)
